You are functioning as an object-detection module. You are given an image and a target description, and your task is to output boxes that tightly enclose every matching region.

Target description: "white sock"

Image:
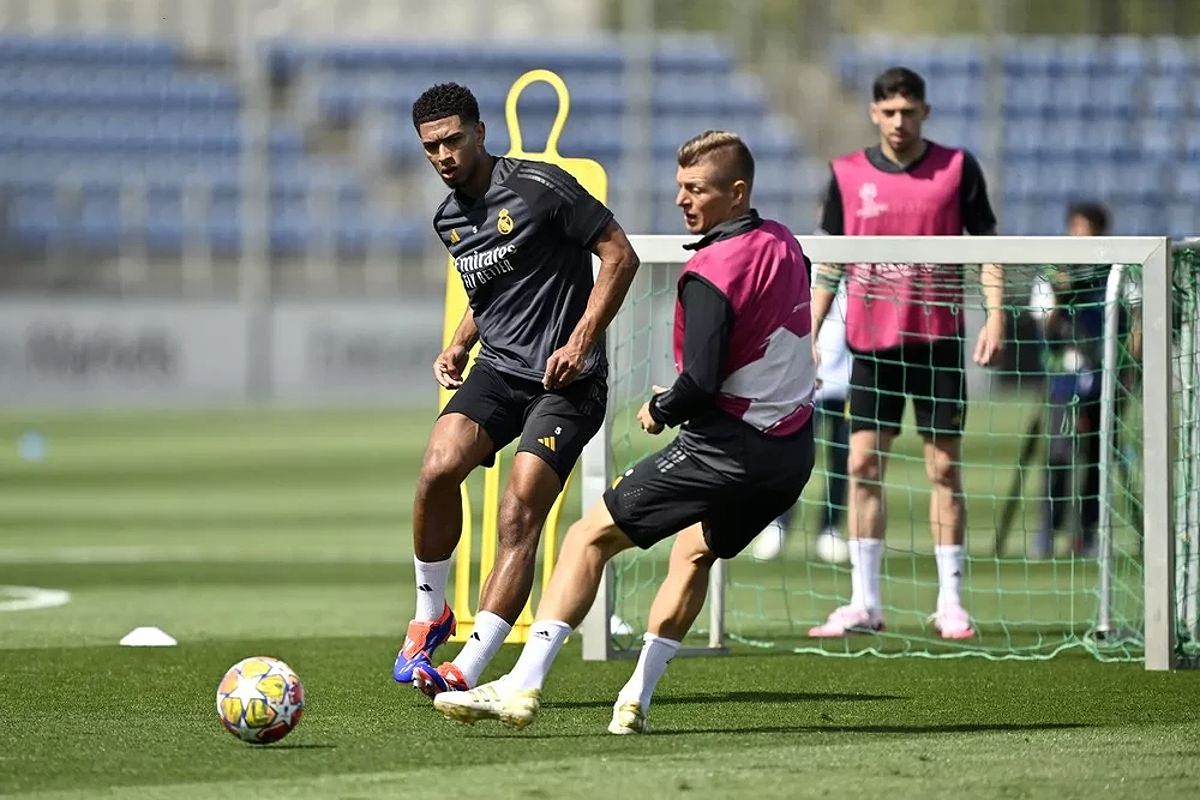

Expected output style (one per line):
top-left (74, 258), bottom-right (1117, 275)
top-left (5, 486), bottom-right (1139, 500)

top-left (935, 545), bottom-right (964, 611)
top-left (848, 538), bottom-right (883, 611)
top-left (413, 556), bottom-right (451, 622)
top-left (617, 633), bottom-right (680, 712)
top-left (451, 611), bottom-right (511, 687)
top-left (505, 620), bottom-right (571, 691)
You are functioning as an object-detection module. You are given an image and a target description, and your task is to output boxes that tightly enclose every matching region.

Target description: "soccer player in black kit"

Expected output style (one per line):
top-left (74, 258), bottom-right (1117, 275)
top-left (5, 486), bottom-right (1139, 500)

top-left (392, 83), bottom-right (640, 699)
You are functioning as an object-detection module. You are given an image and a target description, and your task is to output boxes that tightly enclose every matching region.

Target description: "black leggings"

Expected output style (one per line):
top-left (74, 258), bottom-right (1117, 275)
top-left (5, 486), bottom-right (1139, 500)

top-left (1042, 397), bottom-right (1102, 539)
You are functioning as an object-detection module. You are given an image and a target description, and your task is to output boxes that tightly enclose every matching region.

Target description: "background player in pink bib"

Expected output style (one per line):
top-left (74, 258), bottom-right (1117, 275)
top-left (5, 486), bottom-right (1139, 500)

top-left (808, 67), bottom-right (1005, 640)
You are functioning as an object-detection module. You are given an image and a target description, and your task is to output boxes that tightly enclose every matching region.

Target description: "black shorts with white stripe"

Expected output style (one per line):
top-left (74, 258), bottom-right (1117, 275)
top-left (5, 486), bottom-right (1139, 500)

top-left (603, 415), bottom-right (815, 559)
top-left (439, 360), bottom-right (607, 486)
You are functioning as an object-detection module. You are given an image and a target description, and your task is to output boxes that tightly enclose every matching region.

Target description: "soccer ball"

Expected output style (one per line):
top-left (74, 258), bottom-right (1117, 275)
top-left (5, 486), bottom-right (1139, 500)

top-left (816, 530), bottom-right (850, 564)
top-left (216, 656), bottom-right (304, 744)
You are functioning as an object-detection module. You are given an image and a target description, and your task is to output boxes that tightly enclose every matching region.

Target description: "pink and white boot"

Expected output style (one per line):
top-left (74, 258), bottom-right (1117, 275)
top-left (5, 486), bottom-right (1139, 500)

top-left (807, 605), bottom-right (886, 638)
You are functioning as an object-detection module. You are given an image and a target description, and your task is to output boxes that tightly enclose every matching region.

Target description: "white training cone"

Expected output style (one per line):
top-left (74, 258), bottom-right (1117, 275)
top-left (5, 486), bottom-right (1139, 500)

top-left (119, 627), bottom-right (177, 647)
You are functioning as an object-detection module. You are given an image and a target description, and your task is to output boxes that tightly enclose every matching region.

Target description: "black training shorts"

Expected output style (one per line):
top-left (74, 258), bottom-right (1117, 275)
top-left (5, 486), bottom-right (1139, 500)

top-left (848, 338), bottom-right (966, 438)
top-left (603, 415), bottom-right (815, 559)
top-left (440, 361), bottom-right (607, 485)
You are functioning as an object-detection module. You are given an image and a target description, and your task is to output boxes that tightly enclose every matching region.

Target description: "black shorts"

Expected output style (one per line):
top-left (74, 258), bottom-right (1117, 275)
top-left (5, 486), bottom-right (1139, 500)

top-left (439, 361), bottom-right (607, 485)
top-left (603, 416), bottom-right (815, 559)
top-left (848, 339), bottom-right (966, 438)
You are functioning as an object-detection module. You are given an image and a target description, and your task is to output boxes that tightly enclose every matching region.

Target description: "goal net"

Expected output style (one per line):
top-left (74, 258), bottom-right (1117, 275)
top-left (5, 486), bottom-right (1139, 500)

top-left (577, 235), bottom-right (1197, 670)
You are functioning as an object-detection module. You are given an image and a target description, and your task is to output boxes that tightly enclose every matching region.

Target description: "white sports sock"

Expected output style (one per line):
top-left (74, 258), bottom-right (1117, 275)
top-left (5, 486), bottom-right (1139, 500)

top-left (413, 556), bottom-right (451, 622)
top-left (617, 633), bottom-right (680, 712)
top-left (450, 611), bottom-right (511, 687)
top-left (935, 544), bottom-right (964, 611)
top-left (505, 620), bottom-right (572, 691)
top-left (848, 538), bottom-right (883, 611)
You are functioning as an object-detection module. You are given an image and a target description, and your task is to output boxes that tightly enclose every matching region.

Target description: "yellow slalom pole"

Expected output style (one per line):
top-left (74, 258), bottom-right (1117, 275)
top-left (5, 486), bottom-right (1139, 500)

top-left (450, 485), bottom-right (474, 639)
top-left (479, 450), bottom-right (502, 583)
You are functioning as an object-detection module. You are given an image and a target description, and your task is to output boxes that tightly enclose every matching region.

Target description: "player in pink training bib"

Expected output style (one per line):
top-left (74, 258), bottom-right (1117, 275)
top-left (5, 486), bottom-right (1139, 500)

top-left (433, 131), bottom-right (816, 734)
top-left (807, 67), bottom-right (1005, 641)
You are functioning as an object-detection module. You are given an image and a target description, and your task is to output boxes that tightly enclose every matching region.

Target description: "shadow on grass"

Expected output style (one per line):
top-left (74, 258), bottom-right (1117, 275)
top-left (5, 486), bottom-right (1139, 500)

top-left (548, 690), bottom-right (904, 710)
top-left (259, 743), bottom-right (338, 750)
top-left (652, 721), bottom-right (1091, 736)
top-left (474, 721), bottom-right (1090, 739)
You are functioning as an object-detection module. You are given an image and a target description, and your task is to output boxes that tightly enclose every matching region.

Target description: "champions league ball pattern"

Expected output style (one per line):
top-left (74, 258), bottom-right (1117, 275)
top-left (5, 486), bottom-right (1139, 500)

top-left (216, 657), bottom-right (305, 744)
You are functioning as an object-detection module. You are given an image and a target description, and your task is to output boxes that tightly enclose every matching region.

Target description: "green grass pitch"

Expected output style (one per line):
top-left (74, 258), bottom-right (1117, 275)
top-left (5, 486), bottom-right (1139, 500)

top-left (0, 408), bottom-right (1197, 799)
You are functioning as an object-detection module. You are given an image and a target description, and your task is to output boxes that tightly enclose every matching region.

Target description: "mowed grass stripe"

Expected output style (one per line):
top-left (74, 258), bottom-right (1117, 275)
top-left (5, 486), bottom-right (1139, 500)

top-left (1, 638), bottom-right (1198, 797)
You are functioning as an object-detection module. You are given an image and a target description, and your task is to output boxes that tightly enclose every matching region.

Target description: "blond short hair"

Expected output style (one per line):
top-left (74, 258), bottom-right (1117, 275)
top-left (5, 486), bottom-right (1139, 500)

top-left (676, 130), bottom-right (755, 190)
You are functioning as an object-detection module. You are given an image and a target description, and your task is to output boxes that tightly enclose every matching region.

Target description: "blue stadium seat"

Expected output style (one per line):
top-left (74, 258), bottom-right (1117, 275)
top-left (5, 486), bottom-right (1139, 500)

top-left (1089, 72), bottom-right (1138, 116)
top-left (1139, 118), bottom-right (1181, 159)
top-left (653, 36), bottom-right (733, 75)
top-left (923, 116), bottom-right (981, 152)
top-left (0, 79), bottom-right (240, 110)
top-left (273, 39), bottom-right (624, 77)
top-left (1006, 73), bottom-right (1054, 115)
top-left (1050, 74), bottom-right (1090, 115)
top-left (931, 37), bottom-right (984, 78)
top-left (0, 35), bottom-right (176, 66)
top-left (1057, 36), bottom-right (1103, 75)
top-left (1003, 36), bottom-right (1061, 78)
top-left (1002, 200), bottom-right (1037, 235)
top-left (652, 89), bottom-right (764, 117)
top-left (1098, 36), bottom-right (1149, 77)
top-left (1002, 119), bottom-right (1041, 159)
top-left (1176, 166), bottom-right (1200, 200)
top-left (1003, 200), bottom-right (1062, 236)
top-left (0, 125), bottom-right (303, 157)
top-left (1003, 160), bottom-right (1041, 200)
top-left (752, 160), bottom-right (808, 195)
top-left (1151, 36), bottom-right (1193, 76)
top-left (832, 35), bottom-right (862, 89)
top-left (1166, 203), bottom-right (1196, 238)
top-left (1145, 75), bottom-right (1187, 119)
top-left (933, 73), bottom-right (980, 114)
top-left (0, 64), bottom-right (179, 85)
top-left (1111, 201), bottom-right (1161, 235)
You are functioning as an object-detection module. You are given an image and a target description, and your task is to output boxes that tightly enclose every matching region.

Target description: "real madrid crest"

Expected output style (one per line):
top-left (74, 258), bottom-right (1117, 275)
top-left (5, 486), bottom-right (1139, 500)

top-left (497, 208), bottom-right (514, 235)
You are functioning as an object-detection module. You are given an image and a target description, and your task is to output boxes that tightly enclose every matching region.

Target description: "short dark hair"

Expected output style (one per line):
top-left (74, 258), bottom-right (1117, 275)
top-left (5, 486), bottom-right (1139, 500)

top-left (677, 130), bottom-right (755, 190)
top-left (1067, 201), bottom-right (1111, 235)
top-left (873, 67), bottom-right (926, 102)
top-left (412, 82), bottom-right (480, 129)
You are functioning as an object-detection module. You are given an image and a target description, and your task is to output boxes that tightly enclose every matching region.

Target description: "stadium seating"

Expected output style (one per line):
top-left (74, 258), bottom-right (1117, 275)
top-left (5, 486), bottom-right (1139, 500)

top-left (3, 31), bottom-right (1194, 261)
top-left (0, 32), bottom-right (813, 260)
top-left (831, 34), bottom-right (1198, 238)
top-left (277, 35), bottom-right (812, 236)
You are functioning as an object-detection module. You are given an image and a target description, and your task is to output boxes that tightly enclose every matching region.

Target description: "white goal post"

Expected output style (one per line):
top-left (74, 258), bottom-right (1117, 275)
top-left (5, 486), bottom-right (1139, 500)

top-left (578, 235), bottom-right (1178, 671)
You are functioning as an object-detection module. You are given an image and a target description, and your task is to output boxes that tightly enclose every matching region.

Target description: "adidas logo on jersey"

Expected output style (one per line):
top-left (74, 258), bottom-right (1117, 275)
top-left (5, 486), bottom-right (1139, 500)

top-left (537, 436), bottom-right (557, 452)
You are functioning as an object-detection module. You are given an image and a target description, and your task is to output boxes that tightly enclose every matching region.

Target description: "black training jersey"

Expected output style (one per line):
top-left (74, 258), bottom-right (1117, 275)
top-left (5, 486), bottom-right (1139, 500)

top-left (434, 156), bottom-right (615, 382)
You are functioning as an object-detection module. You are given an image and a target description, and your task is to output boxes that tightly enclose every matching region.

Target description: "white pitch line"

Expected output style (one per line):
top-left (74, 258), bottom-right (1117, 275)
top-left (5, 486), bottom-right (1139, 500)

top-left (0, 585), bottom-right (71, 612)
top-left (0, 546), bottom-right (409, 565)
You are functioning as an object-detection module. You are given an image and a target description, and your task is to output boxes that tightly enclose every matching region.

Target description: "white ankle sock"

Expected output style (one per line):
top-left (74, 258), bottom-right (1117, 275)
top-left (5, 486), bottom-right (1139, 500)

top-left (505, 620), bottom-right (571, 691)
top-left (617, 633), bottom-right (680, 712)
top-left (848, 538), bottom-right (883, 611)
top-left (935, 545), bottom-right (964, 611)
top-left (451, 611), bottom-right (511, 687)
top-left (413, 556), bottom-right (451, 622)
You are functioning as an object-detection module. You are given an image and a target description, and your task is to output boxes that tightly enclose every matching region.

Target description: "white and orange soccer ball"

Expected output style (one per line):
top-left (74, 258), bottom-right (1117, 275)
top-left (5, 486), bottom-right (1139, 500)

top-left (216, 656), bottom-right (305, 744)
